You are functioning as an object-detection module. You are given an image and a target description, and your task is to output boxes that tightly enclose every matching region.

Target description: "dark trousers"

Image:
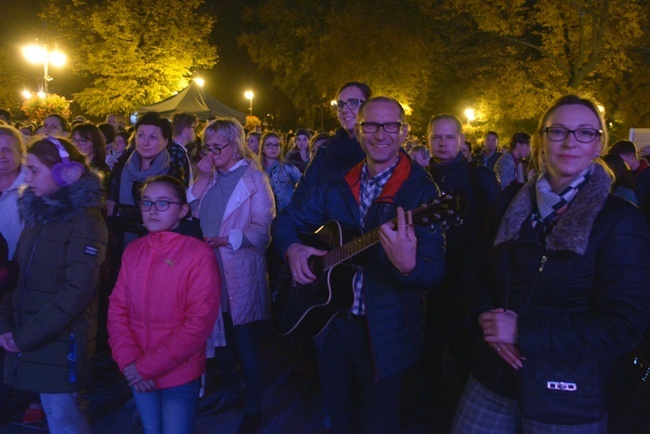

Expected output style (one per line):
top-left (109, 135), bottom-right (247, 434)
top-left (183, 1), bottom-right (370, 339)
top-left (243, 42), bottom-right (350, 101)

top-left (214, 313), bottom-right (264, 413)
top-left (317, 315), bottom-right (402, 434)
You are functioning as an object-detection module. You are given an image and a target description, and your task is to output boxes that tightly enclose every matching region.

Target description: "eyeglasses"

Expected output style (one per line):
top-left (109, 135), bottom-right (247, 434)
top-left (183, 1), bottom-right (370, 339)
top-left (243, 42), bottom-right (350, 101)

top-left (358, 122), bottom-right (404, 134)
top-left (139, 200), bottom-right (183, 212)
top-left (334, 98), bottom-right (364, 111)
top-left (264, 142), bottom-right (281, 148)
top-left (72, 137), bottom-right (92, 146)
top-left (202, 143), bottom-right (230, 155)
top-left (542, 127), bottom-right (602, 143)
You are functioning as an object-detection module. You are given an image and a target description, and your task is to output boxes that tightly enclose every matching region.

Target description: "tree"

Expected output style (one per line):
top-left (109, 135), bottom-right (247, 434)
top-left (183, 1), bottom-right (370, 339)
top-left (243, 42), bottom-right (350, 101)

top-left (416, 0), bottom-right (650, 133)
top-left (239, 0), bottom-right (441, 132)
top-left (0, 43), bottom-right (27, 117)
top-left (21, 94), bottom-right (71, 122)
top-left (42, 0), bottom-right (217, 117)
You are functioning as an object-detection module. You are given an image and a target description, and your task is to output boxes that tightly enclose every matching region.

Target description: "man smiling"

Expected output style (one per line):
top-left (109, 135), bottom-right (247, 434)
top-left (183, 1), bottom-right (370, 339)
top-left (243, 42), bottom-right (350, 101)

top-left (273, 96), bottom-right (445, 433)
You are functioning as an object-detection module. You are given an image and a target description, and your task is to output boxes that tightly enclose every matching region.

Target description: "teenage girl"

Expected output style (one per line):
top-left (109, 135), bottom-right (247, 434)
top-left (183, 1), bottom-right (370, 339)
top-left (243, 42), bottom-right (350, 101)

top-left (108, 175), bottom-right (220, 434)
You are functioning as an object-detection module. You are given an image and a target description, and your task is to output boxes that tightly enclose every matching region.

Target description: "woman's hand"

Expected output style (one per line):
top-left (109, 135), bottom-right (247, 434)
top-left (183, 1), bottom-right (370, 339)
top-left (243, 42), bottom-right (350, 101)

top-left (479, 308), bottom-right (519, 344)
top-left (196, 155), bottom-right (214, 177)
top-left (123, 362), bottom-right (145, 386)
top-left (479, 308), bottom-right (523, 369)
top-left (132, 379), bottom-right (157, 393)
top-left (205, 236), bottom-right (229, 249)
top-left (0, 332), bottom-right (19, 352)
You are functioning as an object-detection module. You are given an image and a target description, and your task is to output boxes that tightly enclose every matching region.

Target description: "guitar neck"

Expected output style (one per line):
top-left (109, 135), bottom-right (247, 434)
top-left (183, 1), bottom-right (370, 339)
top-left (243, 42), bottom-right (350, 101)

top-left (321, 223), bottom-right (390, 270)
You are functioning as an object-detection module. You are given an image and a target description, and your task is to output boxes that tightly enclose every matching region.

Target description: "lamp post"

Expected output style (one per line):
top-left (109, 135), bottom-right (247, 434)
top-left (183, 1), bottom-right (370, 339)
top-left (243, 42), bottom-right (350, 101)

top-left (245, 90), bottom-right (254, 116)
top-left (22, 43), bottom-right (66, 94)
top-left (464, 108), bottom-right (475, 126)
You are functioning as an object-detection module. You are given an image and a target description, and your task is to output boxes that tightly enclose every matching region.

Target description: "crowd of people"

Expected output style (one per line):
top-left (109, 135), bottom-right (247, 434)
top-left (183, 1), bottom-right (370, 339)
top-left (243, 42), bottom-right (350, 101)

top-left (0, 82), bottom-right (648, 434)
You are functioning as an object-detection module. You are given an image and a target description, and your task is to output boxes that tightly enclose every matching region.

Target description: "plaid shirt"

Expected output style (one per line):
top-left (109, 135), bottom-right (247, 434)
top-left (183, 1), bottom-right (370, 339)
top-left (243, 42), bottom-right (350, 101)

top-left (350, 158), bottom-right (399, 316)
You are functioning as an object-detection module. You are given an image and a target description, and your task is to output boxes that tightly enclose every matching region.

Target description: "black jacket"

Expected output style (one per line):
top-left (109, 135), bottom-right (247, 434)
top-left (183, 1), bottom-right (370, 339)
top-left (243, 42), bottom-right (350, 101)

top-left (462, 164), bottom-right (650, 398)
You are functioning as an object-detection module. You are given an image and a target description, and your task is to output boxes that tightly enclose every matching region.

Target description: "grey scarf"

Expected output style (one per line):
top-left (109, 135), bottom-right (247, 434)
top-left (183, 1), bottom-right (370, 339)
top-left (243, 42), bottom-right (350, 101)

top-left (119, 149), bottom-right (171, 205)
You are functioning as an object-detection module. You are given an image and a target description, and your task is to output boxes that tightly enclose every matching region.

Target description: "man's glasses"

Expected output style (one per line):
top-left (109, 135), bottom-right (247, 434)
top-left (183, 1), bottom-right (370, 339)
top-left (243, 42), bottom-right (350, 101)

top-left (334, 98), bottom-right (364, 111)
top-left (542, 127), bottom-right (602, 143)
top-left (139, 200), bottom-right (183, 212)
top-left (202, 143), bottom-right (230, 155)
top-left (359, 122), bottom-right (404, 134)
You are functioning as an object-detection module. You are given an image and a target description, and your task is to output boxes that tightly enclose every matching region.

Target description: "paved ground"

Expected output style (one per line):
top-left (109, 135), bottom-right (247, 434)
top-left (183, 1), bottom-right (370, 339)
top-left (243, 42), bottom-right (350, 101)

top-left (1, 326), bottom-right (650, 433)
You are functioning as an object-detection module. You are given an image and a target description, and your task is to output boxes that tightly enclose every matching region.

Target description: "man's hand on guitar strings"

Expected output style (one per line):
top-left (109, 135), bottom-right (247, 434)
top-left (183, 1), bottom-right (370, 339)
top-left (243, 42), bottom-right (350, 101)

top-left (286, 242), bottom-right (327, 285)
top-left (378, 207), bottom-right (417, 275)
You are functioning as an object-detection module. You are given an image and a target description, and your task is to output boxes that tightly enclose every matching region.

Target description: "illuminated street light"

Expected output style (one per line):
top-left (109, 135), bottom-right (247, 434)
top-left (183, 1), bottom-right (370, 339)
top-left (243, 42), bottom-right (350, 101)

top-left (21, 90), bottom-right (33, 99)
top-left (245, 90), bottom-right (254, 116)
top-left (22, 43), bottom-right (67, 94)
top-left (464, 108), bottom-right (475, 126)
top-left (37, 91), bottom-right (46, 99)
top-left (194, 77), bottom-right (205, 87)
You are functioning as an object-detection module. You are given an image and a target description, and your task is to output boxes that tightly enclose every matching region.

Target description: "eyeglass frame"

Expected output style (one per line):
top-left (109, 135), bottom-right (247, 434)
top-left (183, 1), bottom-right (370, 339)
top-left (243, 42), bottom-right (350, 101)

top-left (139, 200), bottom-right (184, 212)
top-left (358, 121), bottom-right (406, 134)
top-left (541, 127), bottom-right (603, 144)
top-left (72, 137), bottom-right (93, 146)
top-left (334, 98), bottom-right (364, 111)
top-left (202, 143), bottom-right (231, 155)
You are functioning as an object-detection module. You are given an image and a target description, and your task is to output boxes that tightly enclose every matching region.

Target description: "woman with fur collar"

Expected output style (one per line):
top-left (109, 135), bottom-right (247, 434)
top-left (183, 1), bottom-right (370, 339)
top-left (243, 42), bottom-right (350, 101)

top-left (0, 137), bottom-right (107, 434)
top-left (452, 95), bottom-right (650, 433)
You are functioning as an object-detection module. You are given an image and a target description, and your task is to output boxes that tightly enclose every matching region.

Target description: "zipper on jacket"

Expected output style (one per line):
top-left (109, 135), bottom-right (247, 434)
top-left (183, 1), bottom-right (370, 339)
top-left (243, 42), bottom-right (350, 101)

top-left (538, 255), bottom-right (547, 272)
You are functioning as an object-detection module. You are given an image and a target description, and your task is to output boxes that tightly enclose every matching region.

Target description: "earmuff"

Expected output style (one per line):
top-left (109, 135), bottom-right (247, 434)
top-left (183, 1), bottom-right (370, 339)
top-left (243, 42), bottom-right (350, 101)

top-left (48, 138), bottom-right (85, 187)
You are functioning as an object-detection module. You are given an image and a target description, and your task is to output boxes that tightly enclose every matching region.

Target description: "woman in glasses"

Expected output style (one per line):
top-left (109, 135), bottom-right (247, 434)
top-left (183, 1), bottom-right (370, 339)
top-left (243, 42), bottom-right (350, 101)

top-left (188, 118), bottom-right (274, 433)
top-left (292, 81), bottom-right (372, 202)
top-left (71, 123), bottom-right (110, 178)
top-left (108, 175), bottom-right (220, 434)
top-left (260, 131), bottom-right (301, 211)
top-left (452, 95), bottom-right (650, 433)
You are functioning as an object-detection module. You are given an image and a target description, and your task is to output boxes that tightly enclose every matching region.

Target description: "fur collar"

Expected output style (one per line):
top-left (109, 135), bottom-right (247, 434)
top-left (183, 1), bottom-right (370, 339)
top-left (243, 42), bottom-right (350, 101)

top-left (494, 163), bottom-right (612, 254)
top-left (19, 170), bottom-right (104, 226)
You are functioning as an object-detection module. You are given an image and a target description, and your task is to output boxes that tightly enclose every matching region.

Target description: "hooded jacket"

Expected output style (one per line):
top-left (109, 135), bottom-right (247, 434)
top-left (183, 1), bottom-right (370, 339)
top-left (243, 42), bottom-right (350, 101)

top-left (0, 170), bottom-right (107, 393)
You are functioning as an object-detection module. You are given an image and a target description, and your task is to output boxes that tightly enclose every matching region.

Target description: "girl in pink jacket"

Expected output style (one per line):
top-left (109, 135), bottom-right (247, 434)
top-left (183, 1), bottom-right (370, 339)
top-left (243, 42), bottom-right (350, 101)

top-left (108, 175), bottom-right (220, 434)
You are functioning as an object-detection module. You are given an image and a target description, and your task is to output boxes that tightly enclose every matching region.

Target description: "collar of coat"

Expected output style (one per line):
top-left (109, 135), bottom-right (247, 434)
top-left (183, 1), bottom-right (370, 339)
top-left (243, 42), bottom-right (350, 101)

top-left (494, 163), bottom-right (612, 255)
top-left (19, 170), bottom-right (104, 226)
top-left (344, 150), bottom-right (412, 205)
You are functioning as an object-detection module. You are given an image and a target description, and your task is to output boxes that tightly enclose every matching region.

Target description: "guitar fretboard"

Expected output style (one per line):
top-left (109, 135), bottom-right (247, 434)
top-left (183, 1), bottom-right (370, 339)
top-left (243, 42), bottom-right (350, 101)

top-left (322, 227), bottom-right (381, 270)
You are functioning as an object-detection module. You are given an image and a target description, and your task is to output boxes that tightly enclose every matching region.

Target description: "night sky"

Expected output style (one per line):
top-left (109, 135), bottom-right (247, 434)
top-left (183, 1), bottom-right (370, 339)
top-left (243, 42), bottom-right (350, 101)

top-left (2, 0), bottom-right (302, 126)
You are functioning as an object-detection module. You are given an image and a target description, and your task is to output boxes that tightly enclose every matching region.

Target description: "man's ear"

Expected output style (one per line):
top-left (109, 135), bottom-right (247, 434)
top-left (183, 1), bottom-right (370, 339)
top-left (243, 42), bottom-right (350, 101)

top-left (354, 124), bottom-right (362, 143)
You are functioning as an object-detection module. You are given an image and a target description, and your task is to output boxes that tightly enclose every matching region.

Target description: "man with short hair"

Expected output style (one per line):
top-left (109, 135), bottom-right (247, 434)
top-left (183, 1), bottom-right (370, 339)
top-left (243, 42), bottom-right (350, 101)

top-left (494, 131), bottom-right (531, 189)
top-left (106, 114), bottom-right (119, 132)
top-left (425, 114), bottom-right (500, 410)
top-left (608, 139), bottom-right (650, 208)
top-left (273, 96), bottom-right (445, 433)
top-left (171, 112), bottom-right (199, 184)
top-left (480, 131), bottom-right (502, 170)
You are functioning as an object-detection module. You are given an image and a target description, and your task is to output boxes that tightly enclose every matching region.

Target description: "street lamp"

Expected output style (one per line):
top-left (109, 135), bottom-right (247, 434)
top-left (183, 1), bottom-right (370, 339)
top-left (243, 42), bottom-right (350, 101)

top-left (194, 77), bottom-right (205, 87)
top-left (22, 43), bottom-right (66, 94)
top-left (245, 90), bottom-right (254, 116)
top-left (464, 108), bottom-right (475, 126)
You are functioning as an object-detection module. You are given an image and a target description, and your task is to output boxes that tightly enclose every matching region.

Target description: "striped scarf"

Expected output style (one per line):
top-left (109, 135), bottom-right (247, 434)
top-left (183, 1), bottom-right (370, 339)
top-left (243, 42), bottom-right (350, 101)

top-left (532, 163), bottom-right (594, 233)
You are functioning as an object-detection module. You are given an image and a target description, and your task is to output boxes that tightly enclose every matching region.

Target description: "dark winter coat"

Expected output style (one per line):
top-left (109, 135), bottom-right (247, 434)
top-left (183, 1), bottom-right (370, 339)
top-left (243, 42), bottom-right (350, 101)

top-left (0, 171), bottom-right (108, 393)
top-left (291, 128), bottom-right (365, 204)
top-left (462, 164), bottom-right (650, 398)
top-left (273, 152), bottom-right (446, 378)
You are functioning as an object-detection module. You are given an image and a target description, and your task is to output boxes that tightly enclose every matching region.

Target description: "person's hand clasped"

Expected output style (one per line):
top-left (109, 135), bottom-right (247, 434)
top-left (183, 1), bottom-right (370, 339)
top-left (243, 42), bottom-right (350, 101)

top-left (379, 207), bottom-right (416, 274)
top-left (286, 243), bottom-right (327, 285)
top-left (0, 332), bottom-right (19, 352)
top-left (479, 308), bottom-right (523, 370)
top-left (124, 362), bottom-right (157, 392)
top-left (205, 236), bottom-right (229, 249)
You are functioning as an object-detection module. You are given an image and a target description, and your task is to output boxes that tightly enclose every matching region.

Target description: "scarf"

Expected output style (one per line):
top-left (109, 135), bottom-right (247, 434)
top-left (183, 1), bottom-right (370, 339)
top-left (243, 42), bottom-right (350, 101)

top-left (119, 149), bottom-right (171, 205)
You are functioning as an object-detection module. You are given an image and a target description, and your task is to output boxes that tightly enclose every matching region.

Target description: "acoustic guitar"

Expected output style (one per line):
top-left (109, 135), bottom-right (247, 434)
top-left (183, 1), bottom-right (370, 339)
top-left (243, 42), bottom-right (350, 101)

top-left (272, 194), bottom-right (462, 338)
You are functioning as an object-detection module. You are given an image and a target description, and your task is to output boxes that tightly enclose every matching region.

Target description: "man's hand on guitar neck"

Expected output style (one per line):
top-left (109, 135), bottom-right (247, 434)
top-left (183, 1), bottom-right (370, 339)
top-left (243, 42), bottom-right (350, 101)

top-left (378, 207), bottom-right (417, 275)
top-left (286, 243), bottom-right (327, 285)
